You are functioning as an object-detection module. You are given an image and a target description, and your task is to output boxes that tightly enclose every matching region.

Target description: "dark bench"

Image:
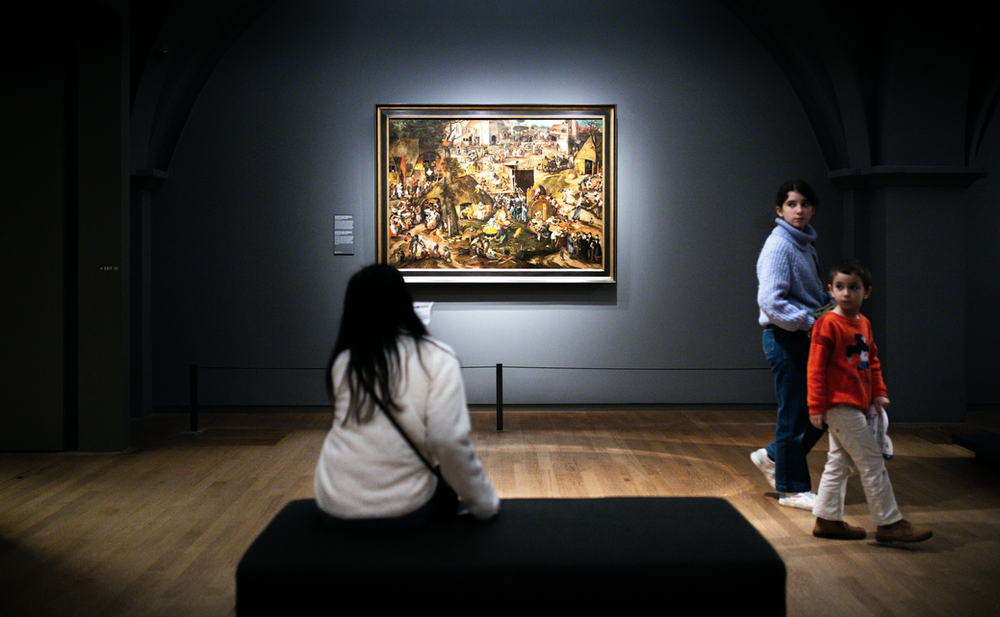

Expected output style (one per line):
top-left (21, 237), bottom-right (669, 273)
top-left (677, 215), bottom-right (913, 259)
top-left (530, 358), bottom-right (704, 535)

top-left (236, 497), bottom-right (785, 615)
top-left (954, 432), bottom-right (1000, 467)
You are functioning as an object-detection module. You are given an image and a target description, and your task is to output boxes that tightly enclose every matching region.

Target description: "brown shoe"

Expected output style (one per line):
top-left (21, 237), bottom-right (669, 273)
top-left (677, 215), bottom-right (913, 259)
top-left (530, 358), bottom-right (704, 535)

top-left (876, 519), bottom-right (933, 543)
top-left (813, 517), bottom-right (866, 540)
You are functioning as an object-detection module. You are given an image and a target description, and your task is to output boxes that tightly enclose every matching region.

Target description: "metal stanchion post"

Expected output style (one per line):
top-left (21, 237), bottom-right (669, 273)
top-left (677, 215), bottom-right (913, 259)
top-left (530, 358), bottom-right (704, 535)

top-left (190, 364), bottom-right (199, 432)
top-left (496, 363), bottom-right (503, 431)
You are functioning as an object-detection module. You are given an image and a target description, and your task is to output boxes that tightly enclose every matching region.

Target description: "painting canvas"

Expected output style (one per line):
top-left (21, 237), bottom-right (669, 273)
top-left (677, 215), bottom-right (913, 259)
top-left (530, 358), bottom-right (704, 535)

top-left (377, 105), bottom-right (615, 283)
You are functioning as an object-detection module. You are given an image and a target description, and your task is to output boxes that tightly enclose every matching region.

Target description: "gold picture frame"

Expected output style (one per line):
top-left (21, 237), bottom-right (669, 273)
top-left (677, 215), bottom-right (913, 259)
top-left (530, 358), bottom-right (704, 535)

top-left (377, 104), bottom-right (616, 283)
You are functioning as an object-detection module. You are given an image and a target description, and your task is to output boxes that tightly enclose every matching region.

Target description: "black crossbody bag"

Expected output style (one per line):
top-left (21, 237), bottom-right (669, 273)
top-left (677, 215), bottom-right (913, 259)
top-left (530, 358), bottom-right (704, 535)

top-left (378, 407), bottom-right (461, 519)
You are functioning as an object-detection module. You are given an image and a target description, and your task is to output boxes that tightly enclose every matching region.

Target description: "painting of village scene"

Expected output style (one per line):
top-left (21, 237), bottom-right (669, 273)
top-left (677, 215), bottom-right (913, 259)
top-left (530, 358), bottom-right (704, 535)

top-left (377, 105), bottom-right (615, 282)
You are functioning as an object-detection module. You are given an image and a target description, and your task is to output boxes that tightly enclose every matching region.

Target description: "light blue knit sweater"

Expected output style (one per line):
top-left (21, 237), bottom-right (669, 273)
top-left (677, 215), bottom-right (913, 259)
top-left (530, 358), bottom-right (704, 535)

top-left (756, 218), bottom-right (828, 331)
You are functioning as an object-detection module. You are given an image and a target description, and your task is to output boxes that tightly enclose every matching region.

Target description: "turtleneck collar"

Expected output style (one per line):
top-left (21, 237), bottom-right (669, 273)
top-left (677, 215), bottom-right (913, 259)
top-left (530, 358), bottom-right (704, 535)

top-left (774, 217), bottom-right (817, 247)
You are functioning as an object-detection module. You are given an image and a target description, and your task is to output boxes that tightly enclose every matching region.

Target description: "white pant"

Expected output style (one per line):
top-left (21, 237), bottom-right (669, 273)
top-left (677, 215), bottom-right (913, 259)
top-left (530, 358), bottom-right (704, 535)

top-left (812, 406), bottom-right (903, 526)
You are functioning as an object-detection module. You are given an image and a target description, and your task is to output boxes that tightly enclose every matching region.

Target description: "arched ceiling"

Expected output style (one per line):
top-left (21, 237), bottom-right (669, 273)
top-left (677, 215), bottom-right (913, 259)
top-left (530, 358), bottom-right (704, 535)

top-left (129, 0), bottom-right (1000, 173)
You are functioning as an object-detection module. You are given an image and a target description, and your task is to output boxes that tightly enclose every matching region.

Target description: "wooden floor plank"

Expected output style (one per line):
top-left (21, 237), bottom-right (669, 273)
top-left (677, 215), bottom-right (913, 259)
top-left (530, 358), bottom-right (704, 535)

top-left (1, 408), bottom-right (998, 617)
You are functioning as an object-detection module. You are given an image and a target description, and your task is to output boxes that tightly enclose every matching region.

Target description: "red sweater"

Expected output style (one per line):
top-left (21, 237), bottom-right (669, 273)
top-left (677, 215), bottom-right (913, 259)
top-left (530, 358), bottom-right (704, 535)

top-left (807, 311), bottom-right (887, 415)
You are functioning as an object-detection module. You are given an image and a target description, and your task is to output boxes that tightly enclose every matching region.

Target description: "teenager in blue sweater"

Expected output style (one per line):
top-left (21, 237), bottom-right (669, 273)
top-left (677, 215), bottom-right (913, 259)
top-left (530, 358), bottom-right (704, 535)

top-left (751, 180), bottom-right (829, 510)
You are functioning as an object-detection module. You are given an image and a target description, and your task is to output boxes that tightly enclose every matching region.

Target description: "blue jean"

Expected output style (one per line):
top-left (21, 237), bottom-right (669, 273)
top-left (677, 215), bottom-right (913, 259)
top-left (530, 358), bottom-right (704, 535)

top-left (762, 326), bottom-right (825, 493)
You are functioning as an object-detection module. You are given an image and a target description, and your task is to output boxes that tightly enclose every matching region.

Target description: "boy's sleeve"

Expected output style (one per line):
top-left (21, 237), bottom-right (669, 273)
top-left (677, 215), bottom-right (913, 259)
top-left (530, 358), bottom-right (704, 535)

top-left (867, 324), bottom-right (888, 400)
top-left (807, 318), bottom-right (834, 415)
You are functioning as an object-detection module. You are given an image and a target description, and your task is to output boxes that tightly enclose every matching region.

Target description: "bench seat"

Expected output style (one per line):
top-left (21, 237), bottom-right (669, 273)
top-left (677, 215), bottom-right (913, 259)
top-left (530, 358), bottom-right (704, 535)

top-left (236, 497), bottom-right (785, 615)
top-left (954, 432), bottom-right (1000, 467)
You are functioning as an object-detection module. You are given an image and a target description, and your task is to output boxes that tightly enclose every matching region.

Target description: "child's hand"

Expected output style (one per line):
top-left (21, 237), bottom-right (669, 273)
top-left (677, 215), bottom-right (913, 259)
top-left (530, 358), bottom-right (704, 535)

top-left (809, 413), bottom-right (826, 430)
top-left (874, 396), bottom-right (890, 414)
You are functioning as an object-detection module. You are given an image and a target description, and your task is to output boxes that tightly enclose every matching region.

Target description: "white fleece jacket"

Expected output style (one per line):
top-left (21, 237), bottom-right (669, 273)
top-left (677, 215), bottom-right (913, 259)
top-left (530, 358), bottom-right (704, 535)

top-left (313, 337), bottom-right (500, 521)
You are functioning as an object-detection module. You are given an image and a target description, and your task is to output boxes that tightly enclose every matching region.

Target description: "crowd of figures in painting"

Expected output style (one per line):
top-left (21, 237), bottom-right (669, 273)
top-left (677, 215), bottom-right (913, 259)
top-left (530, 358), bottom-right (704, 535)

top-left (386, 118), bottom-right (606, 270)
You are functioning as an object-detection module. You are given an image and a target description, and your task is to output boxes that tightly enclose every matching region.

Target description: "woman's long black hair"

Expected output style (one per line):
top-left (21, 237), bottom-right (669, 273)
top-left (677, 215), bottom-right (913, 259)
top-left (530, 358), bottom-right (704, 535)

top-left (328, 264), bottom-right (428, 423)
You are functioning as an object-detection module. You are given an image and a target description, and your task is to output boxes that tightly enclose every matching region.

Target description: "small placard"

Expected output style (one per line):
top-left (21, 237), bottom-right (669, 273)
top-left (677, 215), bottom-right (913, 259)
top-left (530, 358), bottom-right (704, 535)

top-left (413, 301), bottom-right (433, 327)
top-left (334, 215), bottom-right (355, 255)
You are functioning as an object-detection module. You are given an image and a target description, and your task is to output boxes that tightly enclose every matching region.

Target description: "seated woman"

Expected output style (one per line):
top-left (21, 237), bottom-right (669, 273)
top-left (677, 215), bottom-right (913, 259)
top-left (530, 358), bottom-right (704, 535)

top-left (313, 264), bottom-right (500, 530)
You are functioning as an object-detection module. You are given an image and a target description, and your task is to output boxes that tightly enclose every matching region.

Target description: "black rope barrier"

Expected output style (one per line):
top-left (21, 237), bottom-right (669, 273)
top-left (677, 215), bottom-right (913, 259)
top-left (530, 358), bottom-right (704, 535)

top-left (188, 363), bottom-right (764, 432)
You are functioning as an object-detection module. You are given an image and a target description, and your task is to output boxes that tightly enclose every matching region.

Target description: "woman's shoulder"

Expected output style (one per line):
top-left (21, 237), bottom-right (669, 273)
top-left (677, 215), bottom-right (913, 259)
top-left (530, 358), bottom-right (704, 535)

top-left (416, 336), bottom-right (459, 360)
top-left (760, 226), bottom-right (793, 251)
top-left (757, 231), bottom-right (794, 268)
top-left (331, 349), bottom-right (351, 371)
top-left (395, 334), bottom-right (458, 361)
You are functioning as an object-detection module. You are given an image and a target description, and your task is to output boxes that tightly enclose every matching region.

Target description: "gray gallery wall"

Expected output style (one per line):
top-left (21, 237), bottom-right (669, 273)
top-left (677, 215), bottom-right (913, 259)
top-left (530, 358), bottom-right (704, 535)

top-left (968, 120), bottom-right (1000, 407)
top-left (2, 4), bottom-right (130, 451)
top-left (150, 0), bottom-right (836, 409)
top-left (6, 0), bottom-right (997, 451)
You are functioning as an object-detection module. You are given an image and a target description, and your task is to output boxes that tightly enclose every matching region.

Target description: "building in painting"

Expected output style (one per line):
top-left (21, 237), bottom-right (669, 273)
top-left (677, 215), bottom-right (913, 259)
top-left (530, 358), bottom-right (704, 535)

top-left (574, 134), bottom-right (600, 176)
top-left (549, 120), bottom-right (580, 153)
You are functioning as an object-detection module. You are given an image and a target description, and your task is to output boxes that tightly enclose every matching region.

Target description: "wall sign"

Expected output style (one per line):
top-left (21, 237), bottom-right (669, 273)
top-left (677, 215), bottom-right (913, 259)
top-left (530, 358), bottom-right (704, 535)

top-left (334, 214), bottom-right (355, 255)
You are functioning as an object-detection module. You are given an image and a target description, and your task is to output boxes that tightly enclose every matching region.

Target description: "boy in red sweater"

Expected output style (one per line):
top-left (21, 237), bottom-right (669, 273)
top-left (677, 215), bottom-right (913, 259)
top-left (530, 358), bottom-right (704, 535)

top-left (807, 260), bottom-right (932, 542)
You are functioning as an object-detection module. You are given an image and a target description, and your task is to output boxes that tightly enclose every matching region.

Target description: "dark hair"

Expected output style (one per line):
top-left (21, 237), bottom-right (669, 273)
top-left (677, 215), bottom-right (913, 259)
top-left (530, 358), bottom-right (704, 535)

top-left (774, 179), bottom-right (820, 208)
top-left (328, 264), bottom-right (428, 423)
top-left (828, 259), bottom-right (872, 289)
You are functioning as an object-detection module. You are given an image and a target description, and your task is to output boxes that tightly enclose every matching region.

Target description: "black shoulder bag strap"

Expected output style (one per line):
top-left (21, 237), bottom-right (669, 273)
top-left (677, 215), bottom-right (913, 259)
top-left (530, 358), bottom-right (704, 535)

top-left (378, 406), bottom-right (460, 518)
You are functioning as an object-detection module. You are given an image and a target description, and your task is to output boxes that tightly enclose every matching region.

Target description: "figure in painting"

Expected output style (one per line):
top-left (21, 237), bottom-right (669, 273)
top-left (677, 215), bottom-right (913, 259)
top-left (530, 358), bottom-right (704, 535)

top-left (384, 117), bottom-right (606, 271)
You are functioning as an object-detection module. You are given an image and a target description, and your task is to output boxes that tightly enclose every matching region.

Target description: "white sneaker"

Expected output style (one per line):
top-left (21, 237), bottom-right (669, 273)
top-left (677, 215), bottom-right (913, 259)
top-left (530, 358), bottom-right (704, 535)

top-left (779, 491), bottom-right (817, 510)
top-left (750, 448), bottom-right (776, 489)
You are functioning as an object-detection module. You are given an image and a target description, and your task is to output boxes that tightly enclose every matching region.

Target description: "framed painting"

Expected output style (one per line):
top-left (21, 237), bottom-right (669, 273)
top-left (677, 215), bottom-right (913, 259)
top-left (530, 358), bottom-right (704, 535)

top-left (377, 104), bottom-right (616, 283)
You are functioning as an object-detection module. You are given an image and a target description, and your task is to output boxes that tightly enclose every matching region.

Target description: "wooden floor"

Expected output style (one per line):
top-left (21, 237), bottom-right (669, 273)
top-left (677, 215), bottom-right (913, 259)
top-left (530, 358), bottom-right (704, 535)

top-left (1, 408), bottom-right (998, 617)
